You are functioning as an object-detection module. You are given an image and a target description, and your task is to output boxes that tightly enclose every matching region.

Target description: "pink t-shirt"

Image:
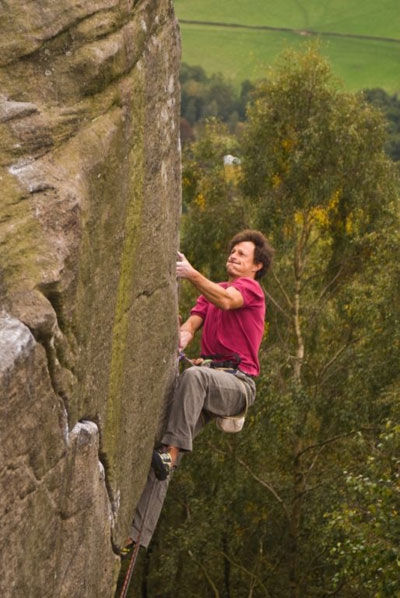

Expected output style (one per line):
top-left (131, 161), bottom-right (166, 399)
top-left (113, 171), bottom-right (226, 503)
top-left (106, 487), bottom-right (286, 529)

top-left (190, 277), bottom-right (266, 376)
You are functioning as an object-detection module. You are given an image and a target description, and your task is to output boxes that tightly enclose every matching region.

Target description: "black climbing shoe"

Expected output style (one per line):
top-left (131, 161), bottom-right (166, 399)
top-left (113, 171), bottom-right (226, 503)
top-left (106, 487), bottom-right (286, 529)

top-left (151, 450), bottom-right (173, 481)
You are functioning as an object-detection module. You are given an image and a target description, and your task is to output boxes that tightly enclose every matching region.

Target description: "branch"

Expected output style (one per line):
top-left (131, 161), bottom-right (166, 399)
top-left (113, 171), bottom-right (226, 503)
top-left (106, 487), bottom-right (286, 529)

top-left (207, 441), bottom-right (290, 520)
top-left (218, 551), bottom-right (272, 597)
top-left (271, 270), bottom-right (293, 310)
top-left (304, 443), bottom-right (327, 485)
top-left (318, 342), bottom-right (350, 381)
top-left (295, 473), bottom-right (345, 499)
top-left (263, 289), bottom-right (292, 321)
top-left (234, 455), bottom-right (291, 522)
top-left (297, 427), bottom-right (377, 460)
top-left (316, 266), bottom-right (344, 304)
top-left (188, 550), bottom-right (220, 597)
top-left (304, 266), bottom-right (344, 328)
top-left (322, 581), bottom-right (347, 596)
top-left (293, 279), bottom-right (304, 382)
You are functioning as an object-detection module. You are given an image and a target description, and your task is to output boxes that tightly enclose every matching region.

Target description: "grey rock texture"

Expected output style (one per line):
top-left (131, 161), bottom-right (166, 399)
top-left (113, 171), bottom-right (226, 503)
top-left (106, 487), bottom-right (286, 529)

top-left (0, 1), bottom-right (181, 595)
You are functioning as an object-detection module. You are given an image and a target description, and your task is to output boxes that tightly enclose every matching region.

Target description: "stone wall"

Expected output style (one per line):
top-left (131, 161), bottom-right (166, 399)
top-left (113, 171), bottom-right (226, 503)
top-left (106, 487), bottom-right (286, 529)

top-left (0, 1), bottom-right (181, 595)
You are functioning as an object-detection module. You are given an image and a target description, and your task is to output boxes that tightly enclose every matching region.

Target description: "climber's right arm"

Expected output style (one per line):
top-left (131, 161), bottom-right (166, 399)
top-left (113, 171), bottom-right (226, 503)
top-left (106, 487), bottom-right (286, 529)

top-left (179, 315), bottom-right (203, 350)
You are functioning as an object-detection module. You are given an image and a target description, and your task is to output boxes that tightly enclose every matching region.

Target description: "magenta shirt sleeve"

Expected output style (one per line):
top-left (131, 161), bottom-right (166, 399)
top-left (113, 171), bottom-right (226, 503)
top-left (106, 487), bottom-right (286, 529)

top-left (229, 277), bottom-right (263, 306)
top-left (190, 293), bottom-right (209, 319)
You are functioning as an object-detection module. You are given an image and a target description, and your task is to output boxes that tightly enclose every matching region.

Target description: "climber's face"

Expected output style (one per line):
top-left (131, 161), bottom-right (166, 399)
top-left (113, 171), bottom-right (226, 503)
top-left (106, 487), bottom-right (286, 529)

top-left (226, 241), bottom-right (262, 281)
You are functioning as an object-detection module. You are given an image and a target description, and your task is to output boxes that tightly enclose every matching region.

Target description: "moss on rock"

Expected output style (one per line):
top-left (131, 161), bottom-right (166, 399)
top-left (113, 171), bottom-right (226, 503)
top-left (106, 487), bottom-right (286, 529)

top-left (0, 0), bottom-right (181, 595)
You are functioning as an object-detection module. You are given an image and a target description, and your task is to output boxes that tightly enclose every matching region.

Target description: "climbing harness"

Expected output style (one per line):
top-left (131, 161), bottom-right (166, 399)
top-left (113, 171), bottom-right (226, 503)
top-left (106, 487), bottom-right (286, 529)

top-left (119, 475), bottom-right (157, 598)
top-left (179, 351), bottom-right (242, 371)
top-left (202, 352), bottom-right (242, 370)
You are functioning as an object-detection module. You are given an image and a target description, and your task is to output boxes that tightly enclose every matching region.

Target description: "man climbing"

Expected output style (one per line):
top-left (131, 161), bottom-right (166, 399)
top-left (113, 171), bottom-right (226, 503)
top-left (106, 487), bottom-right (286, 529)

top-left (151, 228), bottom-right (274, 480)
top-left (122, 229), bottom-right (274, 557)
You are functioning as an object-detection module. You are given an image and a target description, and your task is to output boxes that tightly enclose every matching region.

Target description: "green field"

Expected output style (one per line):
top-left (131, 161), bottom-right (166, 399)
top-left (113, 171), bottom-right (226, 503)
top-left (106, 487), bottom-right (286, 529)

top-left (174, 0), bottom-right (400, 93)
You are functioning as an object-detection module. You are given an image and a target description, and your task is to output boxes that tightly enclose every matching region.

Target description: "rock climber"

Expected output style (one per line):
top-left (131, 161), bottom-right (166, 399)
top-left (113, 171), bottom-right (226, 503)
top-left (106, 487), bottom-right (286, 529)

top-left (120, 229), bottom-right (274, 557)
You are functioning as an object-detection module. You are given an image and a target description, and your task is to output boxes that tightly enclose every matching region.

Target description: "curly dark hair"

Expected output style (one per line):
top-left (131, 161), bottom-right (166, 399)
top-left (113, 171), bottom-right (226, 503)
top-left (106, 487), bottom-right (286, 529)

top-left (228, 229), bottom-right (275, 280)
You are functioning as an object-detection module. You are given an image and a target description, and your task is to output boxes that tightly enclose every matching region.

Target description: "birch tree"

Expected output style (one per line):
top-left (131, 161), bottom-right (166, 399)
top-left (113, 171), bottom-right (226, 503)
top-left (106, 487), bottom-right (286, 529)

top-left (239, 44), bottom-right (399, 597)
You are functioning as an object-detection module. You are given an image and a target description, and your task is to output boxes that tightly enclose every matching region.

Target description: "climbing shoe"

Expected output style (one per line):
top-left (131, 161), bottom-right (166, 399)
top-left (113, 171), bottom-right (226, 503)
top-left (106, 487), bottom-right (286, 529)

top-left (151, 450), bottom-right (173, 481)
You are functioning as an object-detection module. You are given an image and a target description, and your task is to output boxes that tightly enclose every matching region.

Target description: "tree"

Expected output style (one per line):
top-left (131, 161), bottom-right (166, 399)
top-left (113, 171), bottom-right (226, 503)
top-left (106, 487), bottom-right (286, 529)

top-left (180, 63), bottom-right (245, 132)
top-left (180, 119), bottom-right (246, 283)
top-left (133, 46), bottom-right (400, 598)
top-left (363, 88), bottom-right (400, 161)
top-left (239, 44), bottom-right (400, 596)
top-left (326, 422), bottom-right (400, 597)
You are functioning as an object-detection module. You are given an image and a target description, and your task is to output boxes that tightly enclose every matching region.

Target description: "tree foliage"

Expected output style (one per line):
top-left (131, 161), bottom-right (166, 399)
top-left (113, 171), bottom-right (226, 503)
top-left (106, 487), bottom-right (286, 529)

top-left (132, 46), bottom-right (400, 598)
top-left (326, 422), bottom-right (400, 597)
top-left (180, 63), bottom-right (254, 134)
top-left (180, 119), bottom-right (247, 282)
top-left (363, 88), bottom-right (400, 161)
top-left (238, 45), bottom-right (400, 596)
top-left (180, 64), bottom-right (400, 164)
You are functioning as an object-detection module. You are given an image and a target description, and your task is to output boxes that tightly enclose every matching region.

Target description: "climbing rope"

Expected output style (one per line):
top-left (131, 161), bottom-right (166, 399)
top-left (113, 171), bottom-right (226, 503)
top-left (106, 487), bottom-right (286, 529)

top-left (119, 476), bottom-right (157, 598)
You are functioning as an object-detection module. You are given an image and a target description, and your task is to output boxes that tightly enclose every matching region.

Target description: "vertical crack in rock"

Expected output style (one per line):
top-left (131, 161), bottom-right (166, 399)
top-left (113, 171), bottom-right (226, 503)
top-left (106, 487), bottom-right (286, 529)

top-left (54, 420), bottom-right (117, 596)
top-left (10, 283), bottom-right (77, 428)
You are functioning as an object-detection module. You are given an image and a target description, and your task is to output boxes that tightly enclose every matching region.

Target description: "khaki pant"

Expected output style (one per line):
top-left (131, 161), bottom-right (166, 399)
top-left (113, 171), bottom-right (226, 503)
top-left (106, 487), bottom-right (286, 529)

top-left (130, 366), bottom-right (256, 547)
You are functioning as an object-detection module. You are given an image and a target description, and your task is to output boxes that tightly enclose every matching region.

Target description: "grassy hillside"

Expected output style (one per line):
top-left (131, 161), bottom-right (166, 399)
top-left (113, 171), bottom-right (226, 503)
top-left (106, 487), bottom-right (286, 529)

top-left (174, 0), bottom-right (400, 93)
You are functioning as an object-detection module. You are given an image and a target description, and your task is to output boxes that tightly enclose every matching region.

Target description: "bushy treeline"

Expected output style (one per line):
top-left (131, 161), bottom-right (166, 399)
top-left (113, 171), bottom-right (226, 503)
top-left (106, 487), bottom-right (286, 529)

top-left (180, 62), bottom-right (400, 162)
top-left (130, 48), bottom-right (400, 597)
top-left (363, 88), bottom-right (400, 161)
top-left (180, 63), bottom-right (254, 140)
